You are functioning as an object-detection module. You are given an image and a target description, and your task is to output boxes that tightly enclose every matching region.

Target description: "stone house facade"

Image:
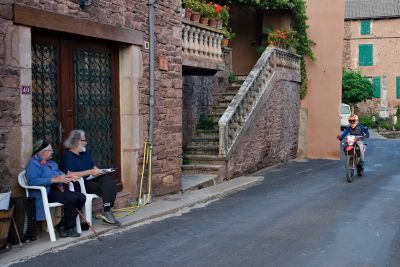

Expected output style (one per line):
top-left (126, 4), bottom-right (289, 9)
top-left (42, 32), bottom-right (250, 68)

top-left (0, 0), bottom-right (182, 202)
top-left (343, 0), bottom-right (400, 117)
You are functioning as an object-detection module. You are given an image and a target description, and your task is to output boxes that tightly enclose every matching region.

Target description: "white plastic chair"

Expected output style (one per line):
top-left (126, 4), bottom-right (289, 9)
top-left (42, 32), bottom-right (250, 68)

top-left (18, 171), bottom-right (81, 242)
top-left (76, 178), bottom-right (100, 226)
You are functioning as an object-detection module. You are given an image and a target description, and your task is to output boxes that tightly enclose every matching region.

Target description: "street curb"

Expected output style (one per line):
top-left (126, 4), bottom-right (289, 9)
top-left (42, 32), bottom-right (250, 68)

top-left (2, 175), bottom-right (264, 266)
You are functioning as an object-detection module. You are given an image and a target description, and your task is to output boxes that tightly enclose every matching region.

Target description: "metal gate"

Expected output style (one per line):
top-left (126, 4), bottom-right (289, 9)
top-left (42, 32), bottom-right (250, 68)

top-left (74, 48), bottom-right (115, 169)
top-left (32, 42), bottom-right (61, 160)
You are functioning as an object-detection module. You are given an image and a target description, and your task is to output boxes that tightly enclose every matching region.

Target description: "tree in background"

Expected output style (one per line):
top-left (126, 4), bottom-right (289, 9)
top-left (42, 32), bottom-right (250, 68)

top-left (342, 68), bottom-right (374, 112)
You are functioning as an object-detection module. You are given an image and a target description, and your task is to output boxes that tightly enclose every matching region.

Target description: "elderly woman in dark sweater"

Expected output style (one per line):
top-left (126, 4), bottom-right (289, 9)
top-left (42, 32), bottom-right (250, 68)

top-left (60, 129), bottom-right (120, 226)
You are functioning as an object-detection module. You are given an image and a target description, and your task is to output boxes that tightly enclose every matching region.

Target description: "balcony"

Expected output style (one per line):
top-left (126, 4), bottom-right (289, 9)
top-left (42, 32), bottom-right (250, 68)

top-left (182, 19), bottom-right (228, 71)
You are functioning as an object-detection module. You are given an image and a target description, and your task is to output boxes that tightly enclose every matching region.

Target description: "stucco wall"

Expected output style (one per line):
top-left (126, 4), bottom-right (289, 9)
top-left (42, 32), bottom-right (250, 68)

top-left (227, 74), bottom-right (300, 178)
top-left (344, 18), bottom-right (400, 115)
top-left (300, 0), bottom-right (344, 160)
top-left (0, 0), bottom-right (182, 196)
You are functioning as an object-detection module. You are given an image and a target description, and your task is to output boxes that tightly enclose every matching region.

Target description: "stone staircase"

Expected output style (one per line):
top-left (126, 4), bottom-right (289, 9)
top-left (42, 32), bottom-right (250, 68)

top-left (182, 77), bottom-right (245, 191)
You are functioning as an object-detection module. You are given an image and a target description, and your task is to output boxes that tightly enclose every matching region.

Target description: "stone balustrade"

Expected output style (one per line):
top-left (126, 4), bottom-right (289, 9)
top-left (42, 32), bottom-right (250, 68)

top-left (218, 48), bottom-right (301, 157)
top-left (182, 19), bottom-right (224, 69)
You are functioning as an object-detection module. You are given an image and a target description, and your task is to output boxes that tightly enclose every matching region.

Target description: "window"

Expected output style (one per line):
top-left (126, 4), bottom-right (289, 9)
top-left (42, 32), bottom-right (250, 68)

top-left (397, 77), bottom-right (400, 99)
top-left (360, 20), bottom-right (371, 35)
top-left (373, 76), bottom-right (380, 98)
top-left (359, 44), bottom-right (373, 66)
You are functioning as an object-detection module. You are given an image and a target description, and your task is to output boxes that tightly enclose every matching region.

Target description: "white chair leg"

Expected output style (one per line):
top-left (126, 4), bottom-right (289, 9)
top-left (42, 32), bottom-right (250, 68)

top-left (76, 215), bottom-right (82, 234)
top-left (45, 207), bottom-right (57, 242)
top-left (85, 198), bottom-right (93, 226)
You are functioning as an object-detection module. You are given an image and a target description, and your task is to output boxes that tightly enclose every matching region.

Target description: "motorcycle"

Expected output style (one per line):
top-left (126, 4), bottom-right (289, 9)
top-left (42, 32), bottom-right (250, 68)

top-left (343, 135), bottom-right (365, 183)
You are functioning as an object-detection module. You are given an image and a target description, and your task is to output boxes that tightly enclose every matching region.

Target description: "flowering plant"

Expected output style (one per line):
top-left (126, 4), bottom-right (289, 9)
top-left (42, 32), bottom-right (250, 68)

top-left (267, 30), bottom-right (289, 48)
top-left (267, 29), bottom-right (300, 51)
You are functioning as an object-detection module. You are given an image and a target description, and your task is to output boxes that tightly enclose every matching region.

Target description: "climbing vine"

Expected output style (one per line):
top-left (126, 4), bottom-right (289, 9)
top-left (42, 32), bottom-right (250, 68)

top-left (217, 0), bottom-right (315, 99)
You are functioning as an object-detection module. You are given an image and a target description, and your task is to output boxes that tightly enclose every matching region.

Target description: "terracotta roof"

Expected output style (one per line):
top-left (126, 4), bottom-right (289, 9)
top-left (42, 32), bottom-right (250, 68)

top-left (345, 0), bottom-right (400, 19)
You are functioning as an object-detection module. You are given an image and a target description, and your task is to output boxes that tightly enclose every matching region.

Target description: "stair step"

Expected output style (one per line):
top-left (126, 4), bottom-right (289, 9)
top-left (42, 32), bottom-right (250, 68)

top-left (182, 164), bottom-right (224, 175)
top-left (225, 85), bottom-right (241, 91)
top-left (184, 146), bottom-right (219, 155)
top-left (182, 174), bottom-right (217, 192)
top-left (193, 131), bottom-right (219, 138)
top-left (192, 135), bottom-right (219, 142)
top-left (185, 154), bottom-right (225, 165)
top-left (222, 95), bottom-right (235, 101)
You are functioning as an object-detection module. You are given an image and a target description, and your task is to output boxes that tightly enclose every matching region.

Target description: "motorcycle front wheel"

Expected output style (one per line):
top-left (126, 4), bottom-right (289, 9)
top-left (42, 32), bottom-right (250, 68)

top-left (357, 164), bottom-right (364, 176)
top-left (345, 155), bottom-right (354, 183)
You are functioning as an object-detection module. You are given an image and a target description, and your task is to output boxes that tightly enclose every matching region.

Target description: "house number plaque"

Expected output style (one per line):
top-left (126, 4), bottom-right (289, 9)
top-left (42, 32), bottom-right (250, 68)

top-left (21, 85), bottom-right (32, 95)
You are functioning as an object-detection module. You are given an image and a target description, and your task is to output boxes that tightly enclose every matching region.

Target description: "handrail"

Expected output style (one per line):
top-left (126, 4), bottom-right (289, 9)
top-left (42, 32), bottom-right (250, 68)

top-left (218, 47), bottom-right (301, 157)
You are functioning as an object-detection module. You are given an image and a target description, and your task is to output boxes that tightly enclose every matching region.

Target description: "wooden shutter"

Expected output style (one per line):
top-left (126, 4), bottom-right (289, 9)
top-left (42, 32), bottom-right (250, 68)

top-left (360, 20), bottom-right (371, 35)
top-left (373, 77), bottom-right (381, 98)
top-left (359, 44), bottom-right (373, 66)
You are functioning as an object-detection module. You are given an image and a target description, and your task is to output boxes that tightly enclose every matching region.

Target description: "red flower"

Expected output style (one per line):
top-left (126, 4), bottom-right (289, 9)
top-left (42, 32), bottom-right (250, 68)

top-left (213, 3), bottom-right (222, 13)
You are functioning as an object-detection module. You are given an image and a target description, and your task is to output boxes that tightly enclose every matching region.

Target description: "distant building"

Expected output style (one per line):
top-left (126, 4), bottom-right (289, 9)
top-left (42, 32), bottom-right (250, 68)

top-left (343, 0), bottom-right (400, 117)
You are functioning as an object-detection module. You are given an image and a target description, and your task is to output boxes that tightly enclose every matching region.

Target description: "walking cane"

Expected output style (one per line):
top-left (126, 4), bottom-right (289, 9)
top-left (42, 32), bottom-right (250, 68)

top-left (75, 208), bottom-right (102, 241)
top-left (11, 217), bottom-right (23, 248)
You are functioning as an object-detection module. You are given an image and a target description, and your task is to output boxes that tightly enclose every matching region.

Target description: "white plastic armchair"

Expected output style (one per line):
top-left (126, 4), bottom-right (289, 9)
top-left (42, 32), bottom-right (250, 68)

top-left (76, 178), bottom-right (100, 225)
top-left (18, 171), bottom-right (81, 242)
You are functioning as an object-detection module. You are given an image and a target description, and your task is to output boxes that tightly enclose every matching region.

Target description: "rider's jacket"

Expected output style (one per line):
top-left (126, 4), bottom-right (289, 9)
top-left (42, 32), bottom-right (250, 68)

top-left (340, 124), bottom-right (370, 139)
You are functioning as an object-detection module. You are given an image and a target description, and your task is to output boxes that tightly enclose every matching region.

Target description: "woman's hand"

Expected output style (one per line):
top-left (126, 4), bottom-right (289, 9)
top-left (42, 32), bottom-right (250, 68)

top-left (52, 175), bottom-right (71, 184)
top-left (65, 173), bottom-right (80, 182)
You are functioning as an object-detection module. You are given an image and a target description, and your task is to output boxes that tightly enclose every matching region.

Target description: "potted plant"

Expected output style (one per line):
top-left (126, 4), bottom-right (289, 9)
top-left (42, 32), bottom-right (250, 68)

top-left (186, 0), bottom-right (202, 22)
top-left (219, 5), bottom-right (230, 29)
top-left (267, 29), bottom-right (289, 49)
top-left (199, 2), bottom-right (214, 25)
top-left (221, 27), bottom-right (236, 46)
top-left (208, 3), bottom-right (223, 27)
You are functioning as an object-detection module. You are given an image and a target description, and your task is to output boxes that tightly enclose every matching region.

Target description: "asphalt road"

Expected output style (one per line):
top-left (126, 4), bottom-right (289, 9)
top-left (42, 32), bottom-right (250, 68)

top-left (13, 138), bottom-right (400, 267)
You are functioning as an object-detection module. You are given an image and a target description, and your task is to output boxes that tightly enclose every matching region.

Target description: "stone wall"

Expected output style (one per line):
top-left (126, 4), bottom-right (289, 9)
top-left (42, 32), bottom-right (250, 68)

top-left (343, 21), bottom-right (352, 69)
top-left (0, 0), bottom-right (183, 196)
top-left (227, 78), bottom-right (300, 178)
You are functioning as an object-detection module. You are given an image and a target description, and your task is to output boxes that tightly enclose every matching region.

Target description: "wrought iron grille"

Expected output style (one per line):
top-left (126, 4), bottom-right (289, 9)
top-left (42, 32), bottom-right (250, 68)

top-left (32, 42), bottom-right (61, 161)
top-left (74, 48), bottom-right (115, 169)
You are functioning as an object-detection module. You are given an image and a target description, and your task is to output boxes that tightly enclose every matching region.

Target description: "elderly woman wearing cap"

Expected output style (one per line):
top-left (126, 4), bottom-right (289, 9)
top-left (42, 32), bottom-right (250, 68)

top-left (25, 139), bottom-right (86, 238)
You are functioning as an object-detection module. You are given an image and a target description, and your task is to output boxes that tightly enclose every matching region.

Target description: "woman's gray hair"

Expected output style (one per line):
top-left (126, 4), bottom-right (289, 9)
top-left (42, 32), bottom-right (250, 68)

top-left (63, 129), bottom-right (85, 149)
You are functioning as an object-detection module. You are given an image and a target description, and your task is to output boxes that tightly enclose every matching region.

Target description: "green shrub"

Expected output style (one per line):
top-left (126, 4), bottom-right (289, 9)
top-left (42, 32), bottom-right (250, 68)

top-left (358, 114), bottom-right (375, 128)
top-left (228, 72), bottom-right (238, 83)
top-left (197, 113), bottom-right (216, 130)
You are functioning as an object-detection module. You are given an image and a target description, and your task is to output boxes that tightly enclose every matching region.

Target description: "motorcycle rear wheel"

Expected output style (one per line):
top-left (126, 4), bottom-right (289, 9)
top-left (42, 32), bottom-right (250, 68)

top-left (345, 155), bottom-right (354, 183)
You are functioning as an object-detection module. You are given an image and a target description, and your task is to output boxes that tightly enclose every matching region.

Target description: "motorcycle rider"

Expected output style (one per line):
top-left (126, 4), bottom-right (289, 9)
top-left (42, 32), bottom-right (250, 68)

top-left (337, 114), bottom-right (370, 166)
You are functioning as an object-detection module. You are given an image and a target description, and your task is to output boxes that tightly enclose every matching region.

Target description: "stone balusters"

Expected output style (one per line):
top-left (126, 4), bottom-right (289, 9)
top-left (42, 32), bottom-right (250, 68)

top-left (182, 21), bottom-right (224, 61)
top-left (219, 48), bottom-right (298, 157)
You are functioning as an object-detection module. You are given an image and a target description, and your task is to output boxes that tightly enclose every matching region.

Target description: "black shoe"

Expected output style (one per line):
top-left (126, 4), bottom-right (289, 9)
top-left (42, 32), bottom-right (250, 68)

top-left (58, 226), bottom-right (80, 238)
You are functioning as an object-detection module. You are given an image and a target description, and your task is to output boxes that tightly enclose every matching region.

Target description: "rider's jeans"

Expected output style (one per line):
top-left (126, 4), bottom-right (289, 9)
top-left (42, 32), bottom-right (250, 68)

top-left (356, 140), bottom-right (365, 162)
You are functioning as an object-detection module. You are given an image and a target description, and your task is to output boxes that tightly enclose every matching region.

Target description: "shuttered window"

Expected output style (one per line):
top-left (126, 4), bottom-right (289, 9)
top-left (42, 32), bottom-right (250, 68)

top-left (373, 76), bottom-right (381, 98)
top-left (360, 20), bottom-right (371, 35)
top-left (359, 44), bottom-right (373, 66)
top-left (396, 76), bottom-right (400, 99)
